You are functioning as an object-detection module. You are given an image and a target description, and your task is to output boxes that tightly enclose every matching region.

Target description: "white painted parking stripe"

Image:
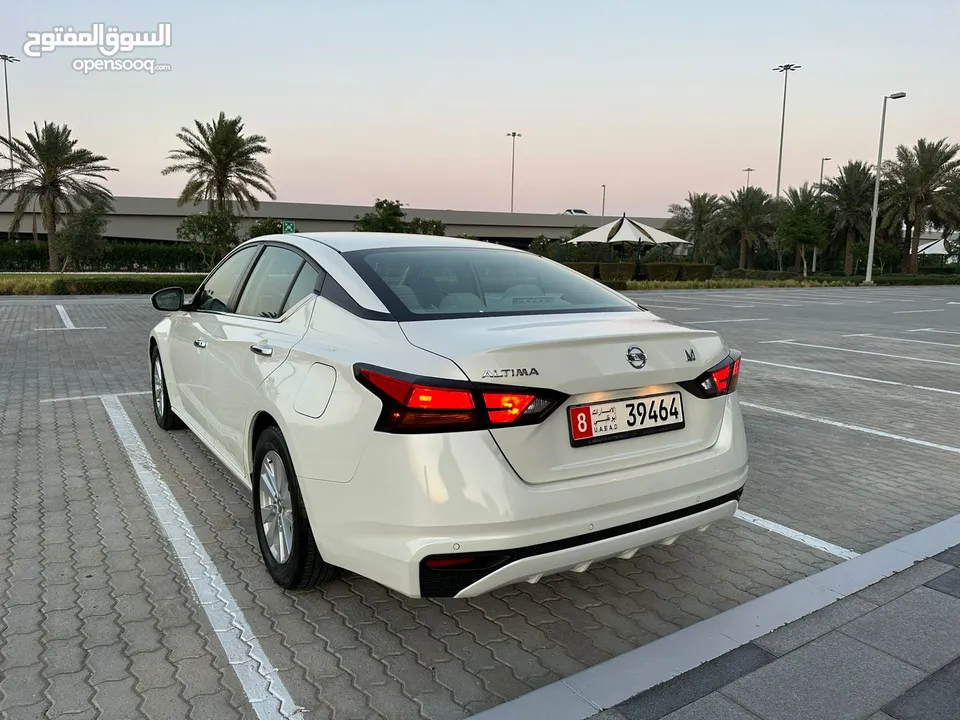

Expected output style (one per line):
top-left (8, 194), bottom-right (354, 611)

top-left (100, 395), bottom-right (303, 720)
top-left (908, 328), bottom-right (960, 335)
top-left (741, 358), bottom-right (960, 397)
top-left (689, 318), bottom-right (769, 324)
top-left (638, 304), bottom-right (703, 311)
top-left (761, 340), bottom-right (960, 367)
top-left (41, 391), bottom-right (151, 403)
top-left (34, 326), bottom-right (108, 331)
top-left (733, 511), bottom-right (859, 560)
top-left (55, 304), bottom-right (76, 328)
top-left (742, 401), bottom-right (960, 454)
top-left (893, 309), bottom-right (945, 314)
top-left (846, 333), bottom-right (960, 349)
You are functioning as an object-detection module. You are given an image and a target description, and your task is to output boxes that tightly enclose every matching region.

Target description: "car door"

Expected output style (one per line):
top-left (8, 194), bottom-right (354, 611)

top-left (202, 244), bottom-right (323, 474)
top-left (167, 244), bottom-right (260, 429)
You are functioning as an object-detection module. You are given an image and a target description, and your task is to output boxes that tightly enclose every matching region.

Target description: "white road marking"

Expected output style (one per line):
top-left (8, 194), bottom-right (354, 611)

top-left (758, 338), bottom-right (795, 344)
top-left (100, 395), bottom-right (304, 719)
top-left (40, 391), bottom-right (151, 403)
top-left (733, 511), bottom-right (859, 560)
top-left (34, 326), bottom-right (108, 331)
top-left (759, 340), bottom-right (960, 367)
top-left (639, 304), bottom-right (702, 311)
top-left (689, 318), bottom-right (769, 324)
top-left (894, 309), bottom-right (945, 314)
top-left (741, 358), bottom-right (960, 397)
top-left (55, 304), bottom-right (76, 329)
top-left (742, 401), bottom-right (960, 454)
top-left (908, 328), bottom-right (960, 335)
top-left (847, 333), bottom-right (960, 349)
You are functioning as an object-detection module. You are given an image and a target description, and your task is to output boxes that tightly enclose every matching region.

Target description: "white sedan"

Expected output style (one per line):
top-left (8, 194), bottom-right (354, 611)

top-left (148, 232), bottom-right (748, 598)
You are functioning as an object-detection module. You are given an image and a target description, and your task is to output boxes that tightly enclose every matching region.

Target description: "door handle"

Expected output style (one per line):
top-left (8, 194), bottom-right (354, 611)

top-left (250, 344), bottom-right (274, 356)
top-left (194, 339), bottom-right (207, 349)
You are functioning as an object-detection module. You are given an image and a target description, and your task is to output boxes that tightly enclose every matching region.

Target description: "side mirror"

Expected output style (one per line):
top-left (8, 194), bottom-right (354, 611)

top-left (151, 287), bottom-right (184, 312)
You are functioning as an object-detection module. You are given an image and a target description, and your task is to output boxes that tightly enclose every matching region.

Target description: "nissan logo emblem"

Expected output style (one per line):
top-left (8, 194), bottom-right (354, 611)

top-left (626, 346), bottom-right (647, 369)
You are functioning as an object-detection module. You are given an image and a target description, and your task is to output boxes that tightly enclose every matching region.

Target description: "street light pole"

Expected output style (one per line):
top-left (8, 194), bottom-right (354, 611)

top-left (773, 63), bottom-right (800, 198)
top-left (0, 54), bottom-right (19, 190)
top-left (506, 132), bottom-right (521, 212)
top-left (742, 167), bottom-right (755, 187)
top-left (600, 184), bottom-right (606, 220)
top-left (814, 157), bottom-right (830, 273)
top-left (864, 92), bottom-right (906, 285)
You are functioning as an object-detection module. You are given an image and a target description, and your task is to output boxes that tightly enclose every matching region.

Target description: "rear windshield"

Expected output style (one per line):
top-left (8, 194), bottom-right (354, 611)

top-left (343, 246), bottom-right (641, 320)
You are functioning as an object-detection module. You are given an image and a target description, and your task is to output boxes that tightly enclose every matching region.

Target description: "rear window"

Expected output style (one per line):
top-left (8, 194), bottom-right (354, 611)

top-left (343, 246), bottom-right (641, 320)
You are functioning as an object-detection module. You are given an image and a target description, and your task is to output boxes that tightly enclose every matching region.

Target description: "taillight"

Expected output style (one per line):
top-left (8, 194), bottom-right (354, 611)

top-left (354, 364), bottom-right (567, 434)
top-left (679, 350), bottom-right (742, 399)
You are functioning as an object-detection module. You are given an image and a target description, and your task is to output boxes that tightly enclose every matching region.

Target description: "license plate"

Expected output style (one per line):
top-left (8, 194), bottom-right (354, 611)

top-left (568, 391), bottom-right (685, 447)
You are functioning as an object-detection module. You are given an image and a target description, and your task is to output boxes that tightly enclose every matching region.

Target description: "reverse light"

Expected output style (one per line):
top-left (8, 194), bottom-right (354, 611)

top-left (354, 364), bottom-right (567, 434)
top-left (679, 350), bottom-right (742, 399)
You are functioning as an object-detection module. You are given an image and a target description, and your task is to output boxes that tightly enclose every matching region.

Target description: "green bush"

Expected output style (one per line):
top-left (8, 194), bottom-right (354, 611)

top-left (0, 240), bottom-right (208, 272)
top-left (563, 261), bottom-right (599, 278)
top-left (873, 273), bottom-right (960, 285)
top-left (0, 273), bottom-right (206, 296)
top-left (678, 264), bottom-right (715, 281)
top-left (644, 263), bottom-right (683, 281)
top-left (602, 280), bottom-right (628, 291)
top-left (598, 262), bottom-right (635, 282)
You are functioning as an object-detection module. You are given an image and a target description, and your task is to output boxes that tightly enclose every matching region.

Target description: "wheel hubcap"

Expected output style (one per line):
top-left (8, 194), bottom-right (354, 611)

top-left (153, 359), bottom-right (164, 416)
top-left (259, 450), bottom-right (294, 564)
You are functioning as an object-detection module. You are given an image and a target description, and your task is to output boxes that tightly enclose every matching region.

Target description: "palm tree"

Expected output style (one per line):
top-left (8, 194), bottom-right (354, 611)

top-left (162, 111), bottom-right (277, 214)
top-left (880, 138), bottom-right (960, 273)
top-left (662, 192), bottom-right (722, 263)
top-left (820, 160), bottom-right (874, 276)
top-left (0, 122), bottom-right (117, 270)
top-left (779, 184), bottom-right (828, 275)
top-left (717, 186), bottom-right (776, 269)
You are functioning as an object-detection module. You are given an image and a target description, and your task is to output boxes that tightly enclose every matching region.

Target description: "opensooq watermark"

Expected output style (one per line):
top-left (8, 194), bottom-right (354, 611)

top-left (23, 23), bottom-right (173, 74)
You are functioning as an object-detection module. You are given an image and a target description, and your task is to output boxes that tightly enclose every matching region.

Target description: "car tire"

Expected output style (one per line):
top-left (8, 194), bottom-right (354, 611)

top-left (252, 426), bottom-right (337, 590)
top-left (150, 346), bottom-right (184, 431)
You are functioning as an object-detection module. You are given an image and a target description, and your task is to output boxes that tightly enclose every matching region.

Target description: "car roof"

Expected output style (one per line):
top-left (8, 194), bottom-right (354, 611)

top-left (263, 231), bottom-right (524, 254)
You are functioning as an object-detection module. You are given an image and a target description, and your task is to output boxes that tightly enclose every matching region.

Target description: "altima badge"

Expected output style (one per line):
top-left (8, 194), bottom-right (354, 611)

top-left (626, 346), bottom-right (647, 369)
top-left (685, 349), bottom-right (696, 362)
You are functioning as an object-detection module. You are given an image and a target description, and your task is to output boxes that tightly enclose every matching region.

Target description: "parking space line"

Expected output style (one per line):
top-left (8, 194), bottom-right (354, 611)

top-left (689, 318), bottom-right (769, 324)
top-left (41, 391), bottom-right (150, 403)
top-left (733, 510), bottom-right (859, 560)
top-left (639, 304), bottom-right (703, 311)
top-left (760, 340), bottom-right (960, 367)
top-left (56, 304), bottom-right (76, 328)
top-left (845, 333), bottom-right (960, 349)
top-left (742, 359), bottom-right (960, 397)
top-left (908, 328), bottom-right (960, 335)
top-left (893, 309), bottom-right (945, 314)
top-left (742, 401), bottom-right (960, 454)
top-left (100, 395), bottom-right (303, 720)
top-left (34, 326), bottom-right (109, 331)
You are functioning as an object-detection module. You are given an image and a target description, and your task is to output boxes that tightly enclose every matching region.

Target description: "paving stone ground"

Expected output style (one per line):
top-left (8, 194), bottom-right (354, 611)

top-left (0, 285), bottom-right (957, 718)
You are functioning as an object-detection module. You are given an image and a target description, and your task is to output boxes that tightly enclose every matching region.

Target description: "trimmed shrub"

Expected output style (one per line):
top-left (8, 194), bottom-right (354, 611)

top-left (0, 273), bottom-right (206, 296)
top-left (602, 280), bottom-right (628, 291)
top-left (563, 261), bottom-right (599, 278)
top-left (643, 263), bottom-right (683, 281)
top-left (678, 264), bottom-right (715, 281)
top-left (0, 240), bottom-right (208, 272)
top-left (598, 262), bottom-right (635, 282)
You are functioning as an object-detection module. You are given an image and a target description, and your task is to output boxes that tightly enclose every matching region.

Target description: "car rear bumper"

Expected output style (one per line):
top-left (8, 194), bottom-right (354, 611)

top-left (299, 395), bottom-right (748, 598)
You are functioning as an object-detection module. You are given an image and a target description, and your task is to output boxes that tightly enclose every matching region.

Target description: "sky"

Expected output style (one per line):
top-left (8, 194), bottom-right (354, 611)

top-left (2, 0), bottom-right (958, 217)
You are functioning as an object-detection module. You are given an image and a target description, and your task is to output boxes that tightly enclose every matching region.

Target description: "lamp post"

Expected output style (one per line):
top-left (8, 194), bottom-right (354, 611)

top-left (813, 157), bottom-right (830, 273)
top-left (0, 54), bottom-right (19, 189)
top-left (864, 92), bottom-right (906, 285)
top-left (773, 63), bottom-right (800, 198)
top-left (600, 184), bottom-right (606, 220)
top-left (506, 132), bottom-right (521, 212)
top-left (742, 167), bottom-right (755, 187)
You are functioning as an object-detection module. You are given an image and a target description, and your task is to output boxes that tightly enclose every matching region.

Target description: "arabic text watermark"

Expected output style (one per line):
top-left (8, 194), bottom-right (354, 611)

top-left (72, 58), bottom-right (172, 75)
top-left (24, 23), bottom-right (172, 59)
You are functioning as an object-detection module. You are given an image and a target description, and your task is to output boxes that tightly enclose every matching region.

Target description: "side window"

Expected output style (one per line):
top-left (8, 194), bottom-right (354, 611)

top-left (235, 246), bottom-right (306, 319)
top-left (193, 246), bottom-right (259, 313)
top-left (281, 263), bottom-right (322, 315)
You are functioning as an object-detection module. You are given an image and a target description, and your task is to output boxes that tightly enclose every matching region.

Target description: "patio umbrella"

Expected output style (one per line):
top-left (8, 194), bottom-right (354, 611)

top-left (567, 213), bottom-right (690, 246)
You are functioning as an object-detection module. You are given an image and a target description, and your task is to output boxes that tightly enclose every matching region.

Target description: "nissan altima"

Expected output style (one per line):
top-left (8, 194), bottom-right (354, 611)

top-left (148, 232), bottom-right (748, 598)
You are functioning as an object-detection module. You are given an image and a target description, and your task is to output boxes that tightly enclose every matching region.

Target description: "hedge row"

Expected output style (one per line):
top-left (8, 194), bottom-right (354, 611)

top-left (0, 273), bottom-right (206, 296)
top-left (0, 241), bottom-right (209, 272)
top-left (561, 261), bottom-right (716, 282)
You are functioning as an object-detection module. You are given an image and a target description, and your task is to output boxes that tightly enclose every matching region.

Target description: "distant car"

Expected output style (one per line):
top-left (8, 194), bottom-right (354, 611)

top-left (148, 232), bottom-right (748, 598)
top-left (561, 208), bottom-right (589, 215)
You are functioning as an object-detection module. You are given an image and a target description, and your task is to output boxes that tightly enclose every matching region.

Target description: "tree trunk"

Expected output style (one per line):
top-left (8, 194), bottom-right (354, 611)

top-left (908, 219), bottom-right (923, 274)
top-left (900, 217), bottom-right (912, 273)
top-left (739, 235), bottom-right (747, 269)
top-left (812, 247), bottom-right (817, 273)
top-left (843, 227), bottom-right (856, 275)
top-left (44, 201), bottom-right (60, 271)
